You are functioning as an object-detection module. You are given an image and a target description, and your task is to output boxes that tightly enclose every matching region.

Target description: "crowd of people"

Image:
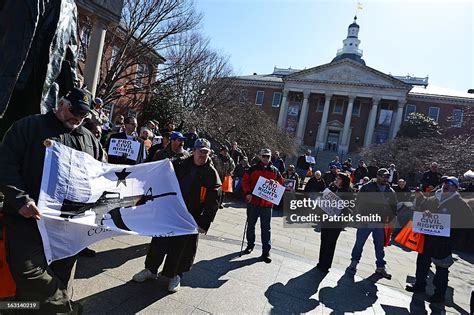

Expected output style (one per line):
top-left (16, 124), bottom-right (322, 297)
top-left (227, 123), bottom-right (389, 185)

top-left (0, 87), bottom-right (472, 312)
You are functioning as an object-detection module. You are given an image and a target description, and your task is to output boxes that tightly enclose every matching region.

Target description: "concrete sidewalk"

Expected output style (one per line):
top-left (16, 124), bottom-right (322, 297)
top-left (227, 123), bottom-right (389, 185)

top-left (73, 202), bottom-right (473, 314)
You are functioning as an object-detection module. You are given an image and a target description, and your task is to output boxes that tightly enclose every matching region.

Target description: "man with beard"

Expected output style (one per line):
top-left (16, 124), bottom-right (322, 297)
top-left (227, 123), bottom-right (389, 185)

top-left (0, 88), bottom-right (103, 313)
top-left (406, 176), bottom-right (472, 304)
top-left (153, 131), bottom-right (190, 163)
top-left (133, 139), bottom-right (221, 293)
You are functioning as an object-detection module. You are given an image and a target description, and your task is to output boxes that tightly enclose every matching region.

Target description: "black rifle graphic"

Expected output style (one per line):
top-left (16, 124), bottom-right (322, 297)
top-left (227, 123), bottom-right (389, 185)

top-left (60, 187), bottom-right (177, 228)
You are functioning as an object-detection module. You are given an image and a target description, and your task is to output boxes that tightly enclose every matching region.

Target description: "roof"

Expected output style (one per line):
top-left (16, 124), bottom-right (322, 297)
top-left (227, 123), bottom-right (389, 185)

top-left (234, 74), bottom-right (283, 83)
top-left (409, 85), bottom-right (474, 99)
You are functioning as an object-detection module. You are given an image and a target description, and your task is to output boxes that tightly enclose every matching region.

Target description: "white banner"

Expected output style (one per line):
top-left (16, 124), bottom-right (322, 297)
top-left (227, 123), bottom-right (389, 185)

top-left (412, 211), bottom-right (451, 237)
top-left (317, 188), bottom-right (343, 216)
top-left (305, 156), bottom-right (315, 164)
top-left (251, 176), bottom-right (285, 205)
top-left (37, 141), bottom-right (197, 264)
top-left (107, 138), bottom-right (141, 161)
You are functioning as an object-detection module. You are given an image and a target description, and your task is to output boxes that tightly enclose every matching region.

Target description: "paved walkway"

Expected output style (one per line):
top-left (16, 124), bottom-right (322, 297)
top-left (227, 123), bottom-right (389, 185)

top-left (74, 201), bottom-right (473, 314)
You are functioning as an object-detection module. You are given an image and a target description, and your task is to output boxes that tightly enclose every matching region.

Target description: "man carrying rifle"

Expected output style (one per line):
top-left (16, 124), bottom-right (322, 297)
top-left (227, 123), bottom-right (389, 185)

top-left (0, 88), bottom-right (103, 313)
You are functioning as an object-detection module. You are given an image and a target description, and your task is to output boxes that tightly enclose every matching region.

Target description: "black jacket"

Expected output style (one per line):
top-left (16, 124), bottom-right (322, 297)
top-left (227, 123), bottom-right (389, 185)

top-left (355, 180), bottom-right (397, 223)
top-left (415, 191), bottom-right (473, 258)
top-left (106, 131), bottom-right (146, 165)
top-left (296, 155), bottom-right (311, 170)
top-left (0, 111), bottom-right (104, 216)
top-left (173, 156), bottom-right (222, 231)
top-left (304, 177), bottom-right (326, 192)
top-left (421, 170), bottom-right (443, 190)
top-left (354, 166), bottom-right (368, 183)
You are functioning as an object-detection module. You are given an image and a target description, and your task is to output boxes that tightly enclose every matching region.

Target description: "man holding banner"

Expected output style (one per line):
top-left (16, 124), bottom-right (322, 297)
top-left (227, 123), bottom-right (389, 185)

top-left (0, 88), bottom-right (103, 313)
top-left (242, 148), bottom-right (283, 263)
top-left (406, 176), bottom-right (472, 304)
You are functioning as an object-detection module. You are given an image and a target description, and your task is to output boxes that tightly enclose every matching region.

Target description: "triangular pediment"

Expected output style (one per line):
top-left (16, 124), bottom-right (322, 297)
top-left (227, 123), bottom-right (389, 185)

top-left (286, 59), bottom-right (410, 89)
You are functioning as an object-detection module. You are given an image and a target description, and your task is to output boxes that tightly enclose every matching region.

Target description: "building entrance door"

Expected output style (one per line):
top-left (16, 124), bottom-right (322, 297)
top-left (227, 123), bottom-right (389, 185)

top-left (326, 130), bottom-right (340, 151)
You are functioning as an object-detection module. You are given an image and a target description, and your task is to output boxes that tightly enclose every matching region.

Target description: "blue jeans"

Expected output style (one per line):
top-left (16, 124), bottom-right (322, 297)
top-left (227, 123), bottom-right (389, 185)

top-left (351, 227), bottom-right (386, 268)
top-left (246, 204), bottom-right (272, 254)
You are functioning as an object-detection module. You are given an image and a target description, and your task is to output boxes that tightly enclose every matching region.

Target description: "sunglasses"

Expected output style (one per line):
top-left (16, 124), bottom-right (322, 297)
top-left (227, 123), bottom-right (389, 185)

top-left (261, 155), bottom-right (271, 159)
top-left (68, 106), bottom-right (89, 119)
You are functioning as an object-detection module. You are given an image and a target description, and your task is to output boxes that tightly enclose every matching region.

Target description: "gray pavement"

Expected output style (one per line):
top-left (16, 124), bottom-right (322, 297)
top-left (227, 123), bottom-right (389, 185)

top-left (74, 201), bottom-right (473, 314)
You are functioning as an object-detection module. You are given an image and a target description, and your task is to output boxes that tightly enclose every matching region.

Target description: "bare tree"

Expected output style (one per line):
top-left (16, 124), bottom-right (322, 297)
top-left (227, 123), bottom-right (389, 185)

top-left (84, 0), bottom-right (202, 107)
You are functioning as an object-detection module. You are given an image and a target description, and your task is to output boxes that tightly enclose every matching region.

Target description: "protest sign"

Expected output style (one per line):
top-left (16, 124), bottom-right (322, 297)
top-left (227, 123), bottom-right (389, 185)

top-left (412, 211), bottom-right (451, 237)
top-left (107, 138), bottom-right (141, 161)
top-left (317, 188), bottom-right (343, 216)
top-left (283, 179), bottom-right (296, 191)
top-left (252, 176), bottom-right (285, 205)
top-left (305, 156), bottom-right (316, 164)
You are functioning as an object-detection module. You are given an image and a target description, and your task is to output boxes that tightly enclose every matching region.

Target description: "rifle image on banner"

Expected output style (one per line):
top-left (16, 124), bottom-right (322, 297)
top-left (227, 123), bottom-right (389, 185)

top-left (60, 187), bottom-right (177, 228)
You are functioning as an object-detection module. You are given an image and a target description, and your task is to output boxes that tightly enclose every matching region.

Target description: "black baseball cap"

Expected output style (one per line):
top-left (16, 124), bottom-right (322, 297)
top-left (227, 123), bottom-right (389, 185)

top-left (64, 88), bottom-right (92, 116)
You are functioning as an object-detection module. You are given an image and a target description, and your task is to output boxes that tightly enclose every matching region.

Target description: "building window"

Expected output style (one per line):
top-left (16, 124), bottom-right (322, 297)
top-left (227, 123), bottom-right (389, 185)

top-left (239, 90), bottom-right (248, 103)
top-left (127, 109), bottom-right (137, 118)
top-left (102, 103), bottom-right (114, 122)
top-left (255, 91), bottom-right (264, 106)
top-left (110, 46), bottom-right (120, 69)
top-left (332, 99), bottom-right (344, 114)
top-left (428, 106), bottom-right (440, 122)
top-left (272, 92), bottom-right (282, 107)
top-left (78, 27), bottom-right (91, 61)
top-left (135, 64), bottom-right (146, 88)
top-left (316, 98), bottom-right (325, 112)
top-left (404, 104), bottom-right (416, 121)
top-left (451, 109), bottom-right (463, 128)
top-left (352, 100), bottom-right (361, 116)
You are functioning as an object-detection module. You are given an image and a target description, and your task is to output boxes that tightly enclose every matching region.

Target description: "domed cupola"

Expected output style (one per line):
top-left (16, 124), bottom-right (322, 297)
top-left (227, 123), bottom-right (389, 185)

top-left (332, 16), bottom-right (366, 65)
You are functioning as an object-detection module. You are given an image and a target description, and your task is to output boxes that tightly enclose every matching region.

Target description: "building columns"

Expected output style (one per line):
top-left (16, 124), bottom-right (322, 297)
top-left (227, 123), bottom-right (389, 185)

top-left (296, 91), bottom-right (310, 144)
top-left (339, 95), bottom-right (356, 153)
top-left (390, 99), bottom-right (406, 139)
top-left (363, 98), bottom-right (380, 148)
top-left (315, 93), bottom-right (332, 149)
top-left (277, 89), bottom-right (290, 128)
top-left (84, 18), bottom-right (107, 97)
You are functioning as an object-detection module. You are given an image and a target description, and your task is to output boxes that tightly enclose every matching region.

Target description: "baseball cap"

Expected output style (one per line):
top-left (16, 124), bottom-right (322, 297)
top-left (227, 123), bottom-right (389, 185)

top-left (93, 97), bottom-right (103, 106)
top-left (64, 88), bottom-right (92, 115)
top-left (442, 176), bottom-right (459, 187)
top-left (260, 148), bottom-right (271, 156)
top-left (194, 138), bottom-right (211, 151)
top-left (377, 168), bottom-right (390, 177)
top-left (170, 131), bottom-right (186, 140)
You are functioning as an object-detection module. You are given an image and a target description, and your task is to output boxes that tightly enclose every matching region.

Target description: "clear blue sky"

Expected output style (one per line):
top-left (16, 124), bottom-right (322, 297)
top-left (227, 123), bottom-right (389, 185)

top-left (195, 0), bottom-right (473, 92)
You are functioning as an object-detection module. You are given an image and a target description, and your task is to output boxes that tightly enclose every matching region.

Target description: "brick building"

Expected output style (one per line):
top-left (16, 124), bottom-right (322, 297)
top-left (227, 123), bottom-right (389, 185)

top-left (76, 0), bottom-right (165, 123)
top-left (233, 16), bottom-right (473, 154)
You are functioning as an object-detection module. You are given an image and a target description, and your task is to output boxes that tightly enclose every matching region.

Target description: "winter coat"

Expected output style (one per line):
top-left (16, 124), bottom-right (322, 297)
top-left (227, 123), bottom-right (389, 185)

top-left (153, 143), bottom-right (190, 163)
top-left (354, 166), bottom-right (369, 183)
top-left (304, 177), bottom-right (326, 192)
top-left (415, 190), bottom-right (473, 258)
top-left (242, 161), bottom-right (283, 207)
top-left (212, 153), bottom-right (235, 181)
top-left (421, 170), bottom-right (443, 190)
top-left (296, 155), bottom-right (311, 170)
top-left (355, 179), bottom-right (398, 223)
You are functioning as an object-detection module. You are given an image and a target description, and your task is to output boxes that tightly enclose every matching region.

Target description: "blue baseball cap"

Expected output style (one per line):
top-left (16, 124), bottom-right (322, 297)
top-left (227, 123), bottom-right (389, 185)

top-left (170, 131), bottom-right (186, 140)
top-left (443, 176), bottom-right (459, 187)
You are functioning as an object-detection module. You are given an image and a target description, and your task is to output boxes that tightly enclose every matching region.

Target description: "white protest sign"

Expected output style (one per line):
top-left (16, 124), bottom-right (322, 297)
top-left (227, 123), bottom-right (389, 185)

top-left (108, 138), bottom-right (141, 161)
top-left (305, 156), bottom-right (316, 164)
top-left (252, 176), bottom-right (285, 205)
top-left (317, 188), bottom-right (343, 216)
top-left (412, 211), bottom-right (451, 237)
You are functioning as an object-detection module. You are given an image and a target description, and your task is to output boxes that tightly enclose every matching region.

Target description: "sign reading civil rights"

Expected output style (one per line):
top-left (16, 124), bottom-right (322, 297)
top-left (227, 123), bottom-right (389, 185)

top-left (305, 156), bottom-right (316, 164)
top-left (317, 188), bottom-right (343, 216)
top-left (412, 211), bottom-right (451, 237)
top-left (108, 138), bottom-right (141, 161)
top-left (37, 141), bottom-right (197, 264)
top-left (252, 176), bottom-right (285, 205)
